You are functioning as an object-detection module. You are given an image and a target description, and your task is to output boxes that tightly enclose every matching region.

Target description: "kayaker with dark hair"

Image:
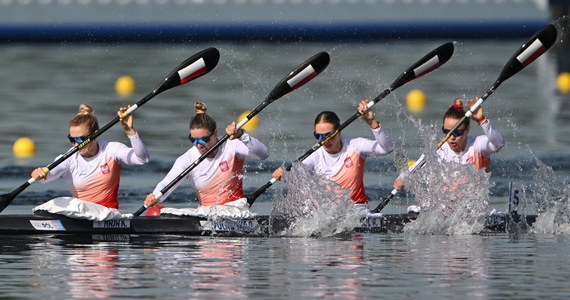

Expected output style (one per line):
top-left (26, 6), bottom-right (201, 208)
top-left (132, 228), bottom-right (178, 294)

top-left (394, 98), bottom-right (505, 192)
top-left (272, 99), bottom-right (395, 214)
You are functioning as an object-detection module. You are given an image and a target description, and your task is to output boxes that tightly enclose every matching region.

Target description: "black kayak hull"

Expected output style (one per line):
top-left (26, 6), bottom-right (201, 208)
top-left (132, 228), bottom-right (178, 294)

top-left (0, 211), bottom-right (537, 236)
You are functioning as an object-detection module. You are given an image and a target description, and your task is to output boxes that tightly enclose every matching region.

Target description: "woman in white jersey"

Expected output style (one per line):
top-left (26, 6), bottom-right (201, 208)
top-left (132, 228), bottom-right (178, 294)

top-left (143, 102), bottom-right (269, 209)
top-left (394, 98), bottom-right (505, 191)
top-left (272, 99), bottom-right (395, 214)
top-left (31, 103), bottom-right (150, 209)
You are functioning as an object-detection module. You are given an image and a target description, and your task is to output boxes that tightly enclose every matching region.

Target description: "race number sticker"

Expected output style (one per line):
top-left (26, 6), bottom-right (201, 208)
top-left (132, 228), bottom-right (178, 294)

top-left (30, 219), bottom-right (66, 231)
top-left (508, 181), bottom-right (523, 215)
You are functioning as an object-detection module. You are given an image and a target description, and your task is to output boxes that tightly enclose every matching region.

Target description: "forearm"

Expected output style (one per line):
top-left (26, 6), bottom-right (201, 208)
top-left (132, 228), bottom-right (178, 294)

top-left (127, 133), bottom-right (150, 164)
top-left (370, 126), bottom-right (395, 155)
top-left (238, 132), bottom-right (269, 160)
top-left (481, 120), bottom-right (505, 152)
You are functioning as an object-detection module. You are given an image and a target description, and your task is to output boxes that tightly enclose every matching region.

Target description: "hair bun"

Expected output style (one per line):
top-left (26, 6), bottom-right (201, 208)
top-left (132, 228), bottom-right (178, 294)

top-left (450, 98), bottom-right (464, 110)
top-left (77, 103), bottom-right (94, 115)
top-left (194, 102), bottom-right (207, 114)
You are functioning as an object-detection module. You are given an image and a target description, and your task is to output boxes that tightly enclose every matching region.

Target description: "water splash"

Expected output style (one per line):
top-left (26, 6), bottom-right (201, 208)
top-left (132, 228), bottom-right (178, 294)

top-left (532, 158), bottom-right (570, 234)
top-left (270, 162), bottom-right (362, 237)
top-left (402, 153), bottom-right (490, 235)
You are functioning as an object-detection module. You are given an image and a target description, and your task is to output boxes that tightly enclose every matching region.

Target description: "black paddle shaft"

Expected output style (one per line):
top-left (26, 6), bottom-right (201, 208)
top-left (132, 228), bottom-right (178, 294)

top-left (246, 42), bottom-right (455, 207)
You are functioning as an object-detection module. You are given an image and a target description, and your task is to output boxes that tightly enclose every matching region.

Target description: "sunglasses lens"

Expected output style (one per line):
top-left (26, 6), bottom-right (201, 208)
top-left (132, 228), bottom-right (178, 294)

top-left (68, 135), bottom-right (86, 144)
top-left (441, 127), bottom-right (464, 137)
top-left (314, 131), bottom-right (333, 142)
top-left (189, 135), bottom-right (211, 145)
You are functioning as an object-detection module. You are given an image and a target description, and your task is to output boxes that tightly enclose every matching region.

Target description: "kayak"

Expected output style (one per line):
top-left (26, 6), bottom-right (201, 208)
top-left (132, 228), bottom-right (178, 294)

top-left (0, 210), bottom-right (536, 236)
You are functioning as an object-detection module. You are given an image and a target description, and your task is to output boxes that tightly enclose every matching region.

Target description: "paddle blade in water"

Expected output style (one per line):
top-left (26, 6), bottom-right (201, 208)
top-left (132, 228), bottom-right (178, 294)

top-left (0, 182), bottom-right (31, 213)
top-left (154, 47), bottom-right (220, 95)
top-left (0, 194), bottom-right (13, 213)
top-left (497, 24), bottom-right (557, 83)
top-left (266, 52), bottom-right (330, 102)
top-left (390, 42), bottom-right (454, 90)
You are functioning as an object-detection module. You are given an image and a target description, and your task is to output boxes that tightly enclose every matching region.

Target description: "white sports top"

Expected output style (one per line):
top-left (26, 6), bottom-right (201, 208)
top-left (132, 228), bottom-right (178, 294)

top-left (153, 132), bottom-right (268, 206)
top-left (43, 133), bottom-right (150, 208)
top-left (436, 120), bottom-right (504, 172)
top-left (303, 126), bottom-right (394, 203)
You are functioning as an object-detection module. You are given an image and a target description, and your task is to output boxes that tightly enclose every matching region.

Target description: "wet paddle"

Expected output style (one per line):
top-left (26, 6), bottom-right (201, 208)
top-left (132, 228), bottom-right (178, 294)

top-left (133, 51), bottom-right (331, 216)
top-left (246, 42), bottom-right (455, 207)
top-left (371, 23), bottom-right (559, 213)
top-left (0, 47), bottom-right (220, 214)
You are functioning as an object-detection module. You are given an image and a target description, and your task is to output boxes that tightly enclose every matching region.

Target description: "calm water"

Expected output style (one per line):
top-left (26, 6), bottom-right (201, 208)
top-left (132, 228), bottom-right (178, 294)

top-left (0, 39), bottom-right (570, 298)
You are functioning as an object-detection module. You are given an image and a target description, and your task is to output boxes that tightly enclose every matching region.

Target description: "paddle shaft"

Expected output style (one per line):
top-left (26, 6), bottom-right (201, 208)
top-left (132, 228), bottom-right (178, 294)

top-left (371, 154), bottom-right (426, 213)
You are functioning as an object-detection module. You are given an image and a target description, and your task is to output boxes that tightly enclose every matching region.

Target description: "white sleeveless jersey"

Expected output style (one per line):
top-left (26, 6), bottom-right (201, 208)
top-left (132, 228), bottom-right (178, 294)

top-left (303, 127), bottom-right (394, 203)
top-left (153, 132), bottom-right (268, 206)
top-left (44, 134), bottom-right (150, 208)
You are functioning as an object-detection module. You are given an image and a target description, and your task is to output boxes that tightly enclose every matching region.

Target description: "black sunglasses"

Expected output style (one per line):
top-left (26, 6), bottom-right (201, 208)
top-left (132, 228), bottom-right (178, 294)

top-left (68, 134), bottom-right (89, 145)
top-left (441, 127), bottom-right (466, 138)
top-left (188, 132), bottom-right (214, 145)
top-left (313, 130), bottom-right (335, 142)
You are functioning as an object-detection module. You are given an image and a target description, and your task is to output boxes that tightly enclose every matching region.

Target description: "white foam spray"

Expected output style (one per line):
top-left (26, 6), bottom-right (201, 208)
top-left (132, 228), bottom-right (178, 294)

top-left (270, 162), bottom-right (362, 237)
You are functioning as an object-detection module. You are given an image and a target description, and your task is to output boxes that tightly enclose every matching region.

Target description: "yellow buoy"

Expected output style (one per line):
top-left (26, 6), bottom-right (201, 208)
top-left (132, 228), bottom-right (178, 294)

top-left (13, 137), bottom-right (36, 158)
top-left (115, 75), bottom-right (136, 97)
top-left (557, 72), bottom-right (570, 94)
top-left (406, 89), bottom-right (426, 115)
top-left (407, 160), bottom-right (417, 169)
top-left (238, 111), bottom-right (260, 132)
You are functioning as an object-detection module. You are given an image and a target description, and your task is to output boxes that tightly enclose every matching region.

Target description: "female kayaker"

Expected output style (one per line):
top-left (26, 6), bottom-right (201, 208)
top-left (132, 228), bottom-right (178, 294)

top-left (393, 98), bottom-right (505, 191)
top-left (143, 101), bottom-right (269, 209)
top-left (31, 103), bottom-right (150, 209)
top-left (272, 99), bottom-right (395, 214)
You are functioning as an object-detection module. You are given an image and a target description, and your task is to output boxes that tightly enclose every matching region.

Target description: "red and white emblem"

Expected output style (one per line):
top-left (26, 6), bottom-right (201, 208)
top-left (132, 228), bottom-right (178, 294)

top-left (100, 163), bottom-right (110, 174)
top-left (219, 161), bottom-right (229, 172)
top-left (344, 157), bottom-right (353, 168)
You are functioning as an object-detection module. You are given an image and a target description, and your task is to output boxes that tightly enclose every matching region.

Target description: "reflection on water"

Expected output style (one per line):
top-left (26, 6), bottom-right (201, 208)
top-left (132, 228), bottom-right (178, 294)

top-left (1, 234), bottom-right (570, 298)
top-left (67, 247), bottom-right (121, 298)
